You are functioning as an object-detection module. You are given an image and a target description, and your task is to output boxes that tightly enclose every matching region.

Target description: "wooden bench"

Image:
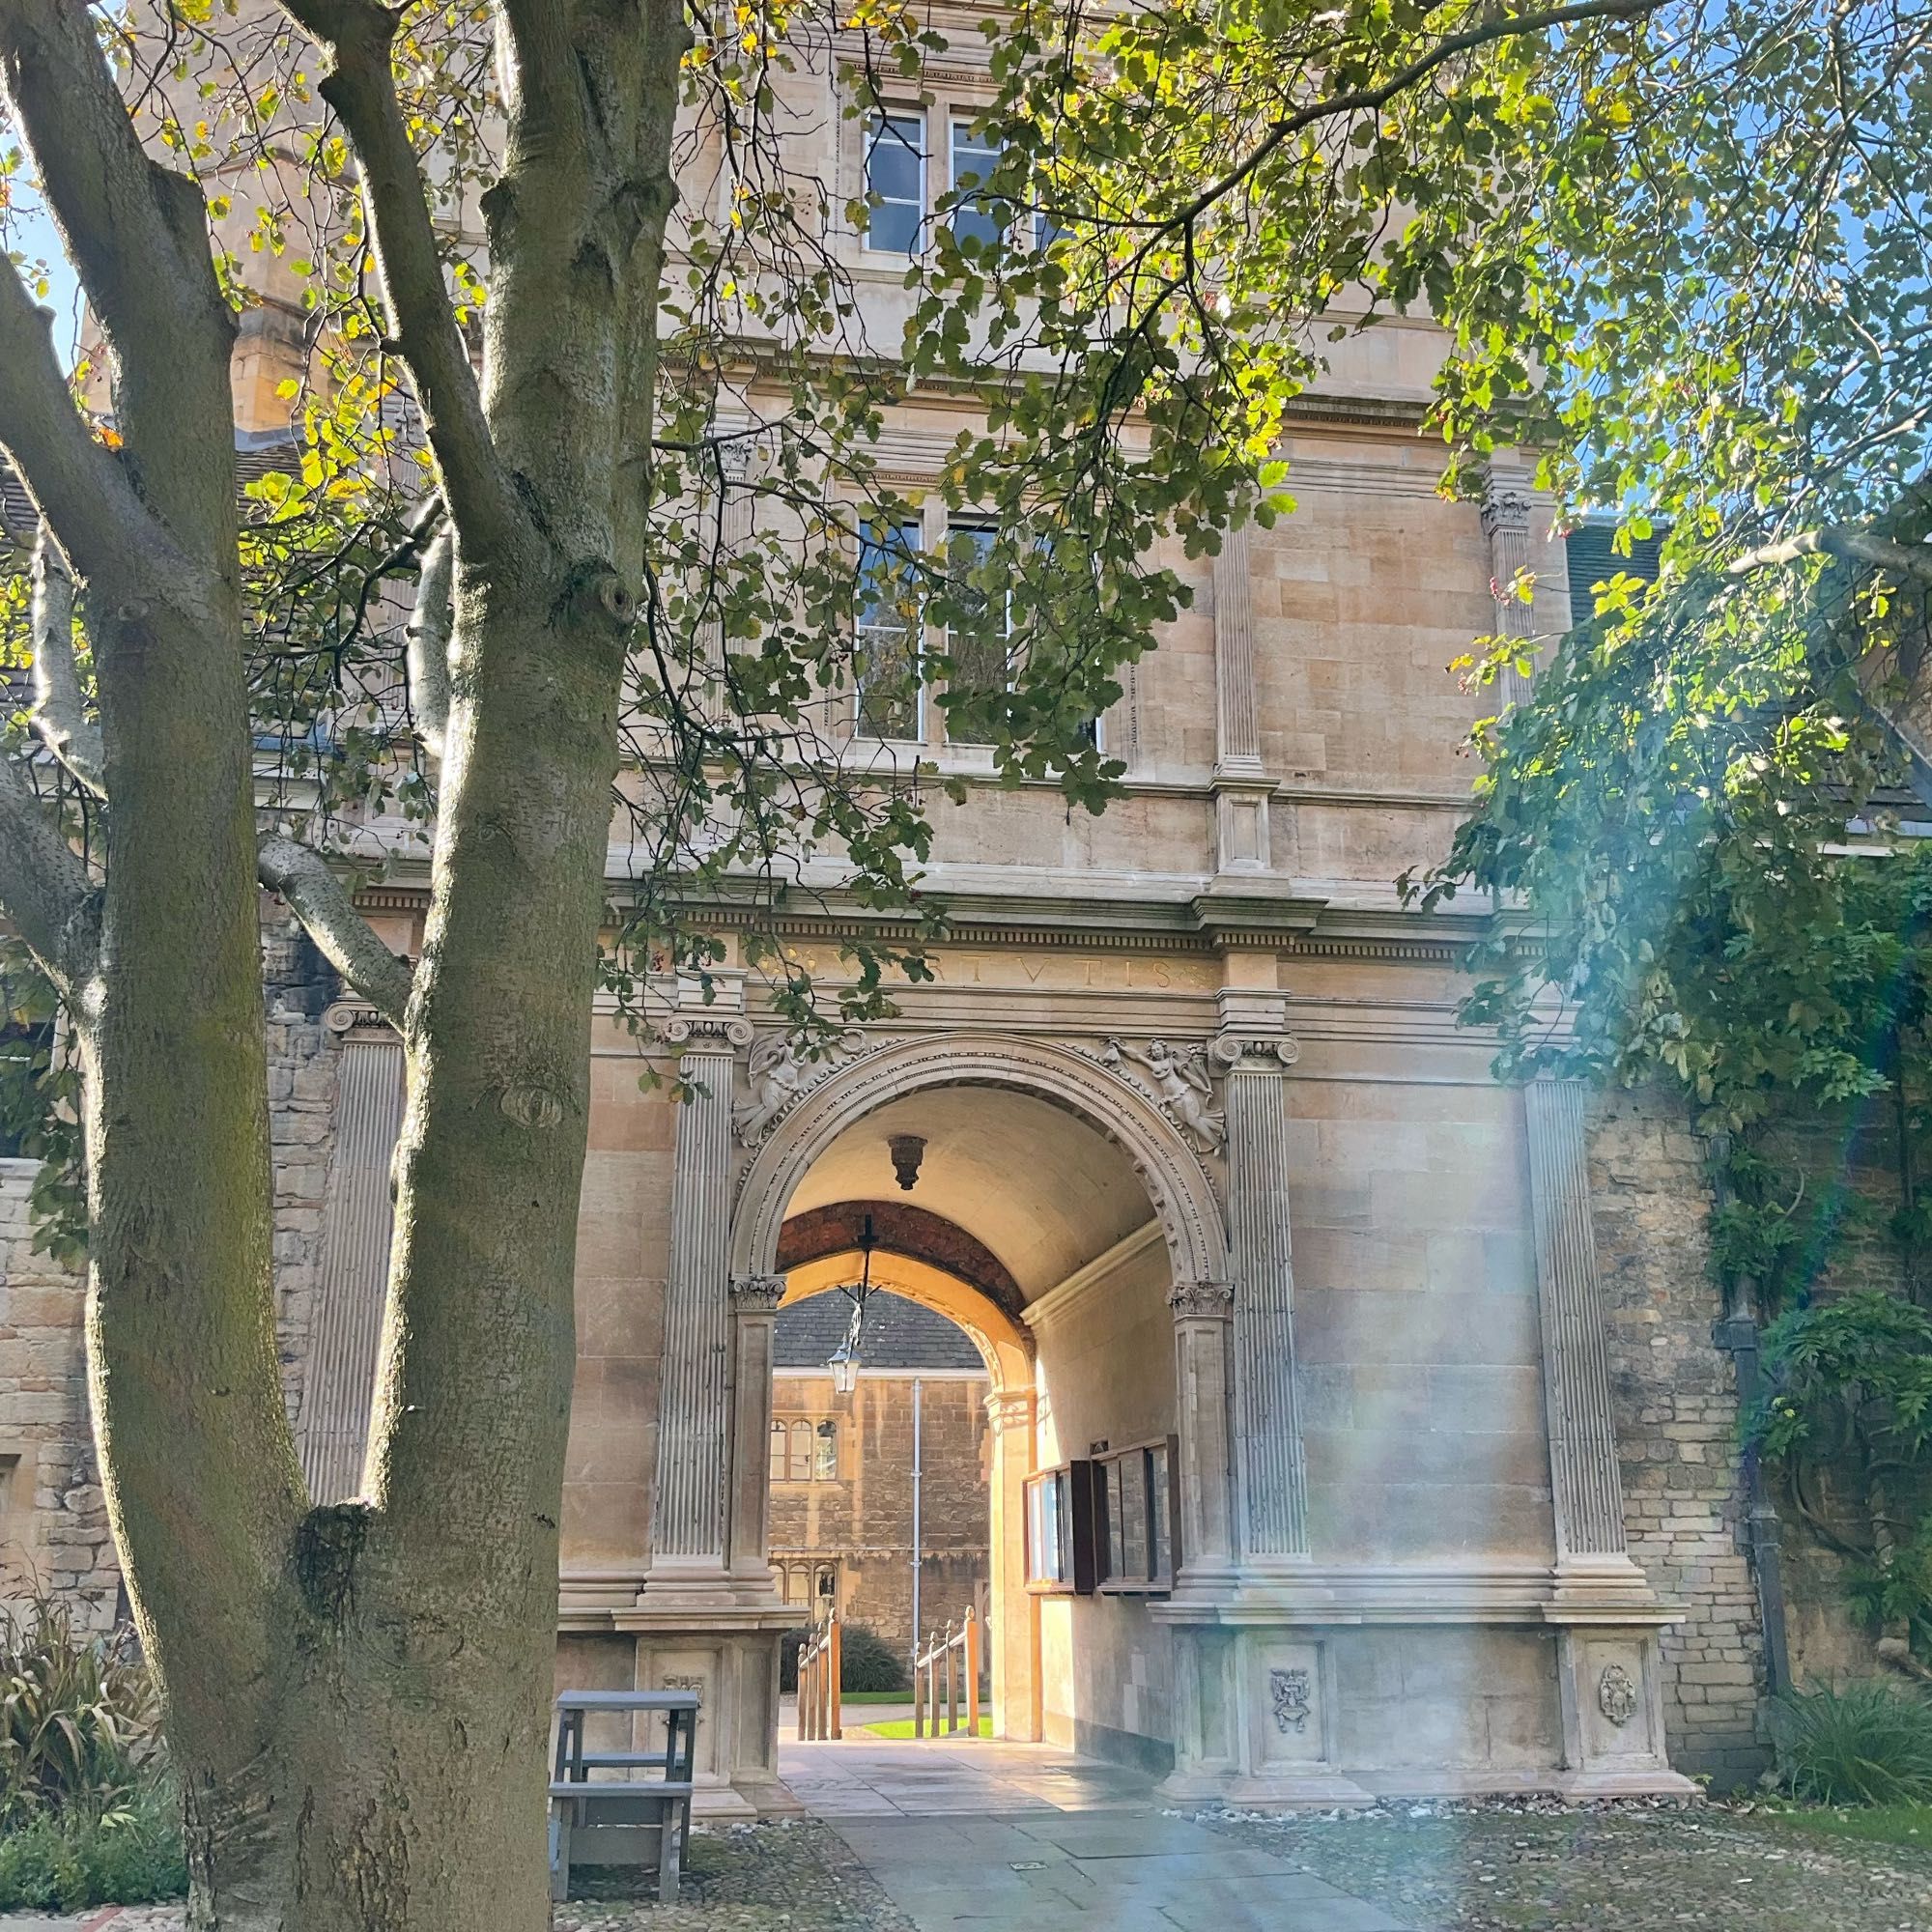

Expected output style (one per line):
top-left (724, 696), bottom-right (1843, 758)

top-left (549, 1689), bottom-right (699, 1903)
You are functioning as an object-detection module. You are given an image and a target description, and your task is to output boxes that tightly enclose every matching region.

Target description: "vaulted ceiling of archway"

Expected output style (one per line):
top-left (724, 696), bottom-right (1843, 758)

top-left (781, 1087), bottom-right (1154, 1299)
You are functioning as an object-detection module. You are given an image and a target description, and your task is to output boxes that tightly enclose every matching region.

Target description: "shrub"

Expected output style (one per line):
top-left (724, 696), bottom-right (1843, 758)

top-left (1775, 1681), bottom-right (1932, 1805)
top-left (777, 1619), bottom-right (907, 1694)
top-left (0, 1779), bottom-right (186, 1912)
top-left (838, 1621), bottom-right (905, 1693)
top-left (0, 1599), bottom-right (159, 1825)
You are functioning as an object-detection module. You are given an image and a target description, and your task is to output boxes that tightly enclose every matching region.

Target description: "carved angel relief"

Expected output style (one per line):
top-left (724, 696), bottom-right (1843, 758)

top-left (733, 1029), bottom-right (864, 1145)
top-left (1099, 1037), bottom-right (1225, 1153)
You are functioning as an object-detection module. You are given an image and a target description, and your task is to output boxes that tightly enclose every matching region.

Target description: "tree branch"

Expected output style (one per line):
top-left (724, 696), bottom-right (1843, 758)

top-left (276, 0), bottom-right (524, 555)
top-left (28, 524), bottom-right (105, 799)
top-left (0, 759), bottom-right (98, 995)
top-left (1728, 526), bottom-right (1932, 582)
top-left (0, 258), bottom-right (183, 586)
top-left (256, 836), bottom-right (414, 1029)
top-left (0, 0), bottom-right (237, 549)
top-left (1134, 0), bottom-right (1668, 238)
top-left (406, 521), bottom-right (454, 759)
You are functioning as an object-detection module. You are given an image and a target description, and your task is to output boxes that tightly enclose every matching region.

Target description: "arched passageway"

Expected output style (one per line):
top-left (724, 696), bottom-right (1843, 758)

top-left (735, 1036), bottom-right (1227, 1763)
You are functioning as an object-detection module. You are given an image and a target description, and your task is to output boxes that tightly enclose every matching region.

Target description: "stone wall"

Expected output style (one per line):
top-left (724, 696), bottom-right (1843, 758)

top-left (0, 1160), bottom-right (116, 1627)
top-left (1589, 1088), bottom-right (1771, 1789)
top-left (0, 904), bottom-right (345, 1630)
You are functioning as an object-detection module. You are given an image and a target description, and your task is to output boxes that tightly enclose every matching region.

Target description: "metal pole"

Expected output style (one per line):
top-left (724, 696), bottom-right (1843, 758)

top-left (909, 1377), bottom-right (923, 1681)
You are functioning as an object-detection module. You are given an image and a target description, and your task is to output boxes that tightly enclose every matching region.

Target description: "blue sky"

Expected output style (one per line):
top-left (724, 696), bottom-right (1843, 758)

top-left (10, 190), bottom-right (84, 367)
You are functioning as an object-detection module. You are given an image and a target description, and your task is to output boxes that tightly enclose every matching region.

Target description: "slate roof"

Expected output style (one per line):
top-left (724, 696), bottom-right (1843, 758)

top-left (773, 1289), bottom-right (984, 1373)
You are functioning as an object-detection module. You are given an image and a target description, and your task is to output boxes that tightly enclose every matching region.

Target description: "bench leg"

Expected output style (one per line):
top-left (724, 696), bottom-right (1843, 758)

top-left (657, 1799), bottom-right (685, 1904)
top-left (549, 1804), bottom-right (570, 1903)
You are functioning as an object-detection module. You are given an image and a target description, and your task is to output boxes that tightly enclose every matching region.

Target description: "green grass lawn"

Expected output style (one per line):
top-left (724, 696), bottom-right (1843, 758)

top-left (862, 1716), bottom-right (994, 1739)
top-left (1741, 1801), bottom-right (1932, 1850)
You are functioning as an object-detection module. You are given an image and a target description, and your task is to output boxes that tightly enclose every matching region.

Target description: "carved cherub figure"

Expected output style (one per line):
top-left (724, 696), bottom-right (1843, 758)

top-left (735, 1035), bottom-right (807, 1142)
top-left (1101, 1037), bottom-right (1224, 1152)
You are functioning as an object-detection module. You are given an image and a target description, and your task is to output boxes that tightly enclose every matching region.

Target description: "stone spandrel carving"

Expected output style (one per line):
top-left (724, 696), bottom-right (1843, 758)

top-left (1269, 1666), bottom-right (1312, 1735)
top-left (1100, 1037), bottom-right (1225, 1153)
top-left (1598, 1663), bottom-right (1639, 1728)
top-left (732, 1028), bottom-right (867, 1145)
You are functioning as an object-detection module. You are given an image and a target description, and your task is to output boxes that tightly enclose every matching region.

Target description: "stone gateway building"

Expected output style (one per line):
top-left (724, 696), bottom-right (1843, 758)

top-left (0, 33), bottom-right (1803, 1822)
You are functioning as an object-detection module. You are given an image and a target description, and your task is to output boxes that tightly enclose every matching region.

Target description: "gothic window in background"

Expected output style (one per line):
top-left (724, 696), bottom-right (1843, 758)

top-left (813, 1418), bottom-right (838, 1481)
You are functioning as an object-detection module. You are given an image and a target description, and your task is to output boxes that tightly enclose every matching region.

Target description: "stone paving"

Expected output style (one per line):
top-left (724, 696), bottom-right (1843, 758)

top-left (8, 1743), bottom-right (1932, 1931)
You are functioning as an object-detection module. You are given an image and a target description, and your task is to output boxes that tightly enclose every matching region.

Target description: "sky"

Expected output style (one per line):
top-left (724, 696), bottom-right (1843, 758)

top-left (10, 190), bottom-right (85, 369)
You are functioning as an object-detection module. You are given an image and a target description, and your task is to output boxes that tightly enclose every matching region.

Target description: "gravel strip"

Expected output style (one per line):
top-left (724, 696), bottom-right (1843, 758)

top-left (1200, 1797), bottom-right (1932, 1932)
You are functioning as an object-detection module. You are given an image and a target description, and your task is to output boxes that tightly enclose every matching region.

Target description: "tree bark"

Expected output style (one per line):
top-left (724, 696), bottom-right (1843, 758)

top-left (0, 0), bottom-right (688, 1918)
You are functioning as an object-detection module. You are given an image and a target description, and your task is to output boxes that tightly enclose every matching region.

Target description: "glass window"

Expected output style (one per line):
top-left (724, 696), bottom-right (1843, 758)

top-left (788, 1419), bottom-right (813, 1483)
top-left (1095, 1438), bottom-right (1177, 1592)
top-left (856, 519), bottom-right (923, 739)
top-left (864, 111), bottom-right (925, 256)
top-left (813, 1419), bottom-right (838, 1481)
top-left (949, 122), bottom-right (1006, 251)
top-left (769, 1421), bottom-right (789, 1484)
top-left (943, 523), bottom-right (1011, 745)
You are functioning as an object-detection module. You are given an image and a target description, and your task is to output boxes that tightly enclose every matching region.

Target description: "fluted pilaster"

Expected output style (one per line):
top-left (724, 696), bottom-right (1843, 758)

top-left (1168, 1280), bottom-right (1236, 1579)
top-left (1523, 1079), bottom-right (1630, 1561)
top-left (1213, 524), bottom-right (1261, 769)
top-left (300, 1020), bottom-right (406, 1502)
top-left (1481, 474), bottom-right (1536, 709)
top-left (647, 1017), bottom-right (751, 1575)
top-left (726, 1273), bottom-right (786, 1585)
top-left (1216, 1035), bottom-right (1309, 1557)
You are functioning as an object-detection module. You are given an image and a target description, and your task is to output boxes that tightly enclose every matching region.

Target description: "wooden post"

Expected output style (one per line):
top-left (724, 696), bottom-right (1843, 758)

top-left (829, 1614), bottom-right (843, 1742)
top-left (964, 1607), bottom-right (980, 1738)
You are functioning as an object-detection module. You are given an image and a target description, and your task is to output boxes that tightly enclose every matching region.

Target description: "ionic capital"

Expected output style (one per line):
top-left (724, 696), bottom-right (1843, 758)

top-left (665, 1014), bottom-right (754, 1051)
top-left (729, 1273), bottom-right (786, 1314)
top-left (1209, 1033), bottom-right (1300, 1072)
top-left (1168, 1279), bottom-right (1235, 1321)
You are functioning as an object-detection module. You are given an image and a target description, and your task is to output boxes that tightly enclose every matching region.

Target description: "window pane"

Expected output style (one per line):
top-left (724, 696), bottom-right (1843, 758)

top-left (865, 112), bottom-right (924, 255)
top-left (1121, 1451), bottom-right (1148, 1582)
top-left (856, 519), bottom-right (922, 738)
top-left (789, 1420), bottom-right (812, 1483)
top-left (813, 1419), bottom-right (838, 1481)
top-left (944, 524), bottom-right (1009, 745)
top-left (770, 1422), bottom-right (788, 1484)
top-left (1149, 1443), bottom-right (1171, 1580)
top-left (950, 123), bottom-right (1006, 250)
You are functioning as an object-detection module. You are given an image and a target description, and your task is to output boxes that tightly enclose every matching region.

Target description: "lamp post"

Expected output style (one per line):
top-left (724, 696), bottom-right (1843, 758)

top-left (827, 1213), bottom-right (877, 1396)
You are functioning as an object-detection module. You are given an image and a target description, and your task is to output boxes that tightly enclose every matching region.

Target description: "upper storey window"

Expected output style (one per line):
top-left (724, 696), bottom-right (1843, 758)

top-left (864, 111), bottom-right (926, 257)
top-left (949, 122), bottom-right (1006, 251)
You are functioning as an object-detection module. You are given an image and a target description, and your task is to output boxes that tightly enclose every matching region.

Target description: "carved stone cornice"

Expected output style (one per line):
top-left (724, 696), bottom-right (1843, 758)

top-left (728, 1274), bottom-right (787, 1314)
top-left (1168, 1279), bottom-right (1235, 1321)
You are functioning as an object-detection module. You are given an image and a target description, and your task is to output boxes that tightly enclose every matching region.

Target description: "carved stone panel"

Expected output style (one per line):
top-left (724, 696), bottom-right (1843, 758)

top-left (1252, 1638), bottom-right (1328, 1770)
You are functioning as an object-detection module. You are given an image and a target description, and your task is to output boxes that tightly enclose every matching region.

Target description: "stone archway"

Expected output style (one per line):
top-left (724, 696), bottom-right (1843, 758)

top-left (781, 1248), bottom-right (1036, 1737)
top-left (730, 1033), bottom-right (1230, 1287)
top-left (730, 1032), bottom-right (1231, 1747)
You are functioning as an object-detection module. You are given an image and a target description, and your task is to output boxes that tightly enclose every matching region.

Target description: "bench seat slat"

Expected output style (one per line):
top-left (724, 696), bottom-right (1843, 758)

top-left (550, 1780), bottom-right (695, 1801)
